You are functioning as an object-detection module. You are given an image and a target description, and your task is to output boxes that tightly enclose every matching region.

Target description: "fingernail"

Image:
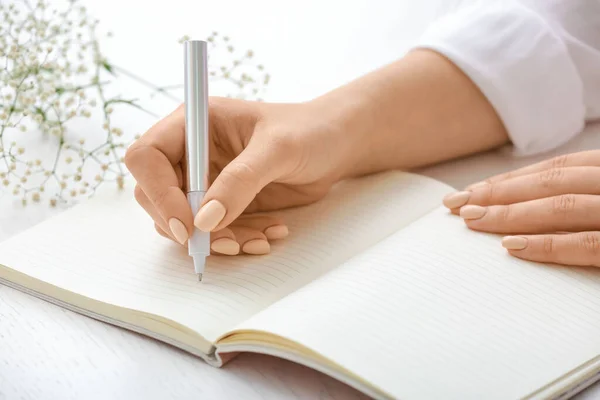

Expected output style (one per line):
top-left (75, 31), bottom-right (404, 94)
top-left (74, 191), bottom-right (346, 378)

top-left (194, 200), bottom-right (226, 232)
top-left (168, 218), bottom-right (189, 245)
top-left (502, 236), bottom-right (528, 250)
top-left (264, 225), bottom-right (289, 240)
top-left (242, 239), bottom-right (270, 255)
top-left (211, 238), bottom-right (240, 255)
top-left (443, 191), bottom-right (471, 209)
top-left (460, 205), bottom-right (487, 220)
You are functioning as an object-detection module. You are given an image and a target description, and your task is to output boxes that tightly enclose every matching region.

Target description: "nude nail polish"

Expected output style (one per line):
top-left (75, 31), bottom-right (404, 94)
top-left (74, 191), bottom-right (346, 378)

top-left (443, 191), bottom-right (471, 209)
top-left (460, 205), bottom-right (487, 220)
top-left (502, 236), bottom-right (528, 250)
top-left (264, 225), bottom-right (289, 240)
top-left (211, 238), bottom-right (240, 255)
top-left (168, 218), bottom-right (189, 245)
top-left (242, 239), bottom-right (270, 255)
top-left (194, 200), bottom-right (226, 232)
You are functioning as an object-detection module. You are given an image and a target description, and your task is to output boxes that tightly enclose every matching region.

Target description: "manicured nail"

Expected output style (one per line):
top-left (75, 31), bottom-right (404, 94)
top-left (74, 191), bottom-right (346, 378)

top-left (242, 239), bottom-right (270, 255)
top-left (194, 200), bottom-right (226, 232)
top-left (168, 218), bottom-right (189, 245)
top-left (264, 225), bottom-right (289, 240)
top-left (502, 236), bottom-right (528, 250)
top-left (443, 191), bottom-right (471, 209)
top-left (211, 238), bottom-right (240, 255)
top-left (460, 205), bottom-right (487, 220)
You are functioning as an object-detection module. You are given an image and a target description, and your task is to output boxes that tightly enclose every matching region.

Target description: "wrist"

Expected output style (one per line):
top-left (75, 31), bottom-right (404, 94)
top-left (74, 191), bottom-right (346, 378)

top-left (308, 49), bottom-right (509, 181)
top-left (306, 88), bottom-right (378, 181)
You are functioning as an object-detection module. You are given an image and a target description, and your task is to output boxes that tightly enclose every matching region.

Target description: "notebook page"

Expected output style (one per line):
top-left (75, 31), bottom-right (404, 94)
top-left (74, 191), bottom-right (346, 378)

top-left (0, 171), bottom-right (452, 343)
top-left (234, 207), bottom-right (600, 399)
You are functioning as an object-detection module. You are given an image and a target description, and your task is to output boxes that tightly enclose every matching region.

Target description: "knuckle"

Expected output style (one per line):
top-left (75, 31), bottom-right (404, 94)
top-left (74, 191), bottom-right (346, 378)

top-left (497, 172), bottom-right (511, 182)
top-left (478, 182), bottom-right (495, 204)
top-left (124, 141), bottom-right (148, 170)
top-left (499, 205), bottom-right (512, 222)
top-left (270, 132), bottom-right (300, 155)
top-left (552, 194), bottom-right (576, 214)
top-left (543, 236), bottom-right (554, 255)
top-left (152, 188), bottom-right (170, 209)
top-left (578, 232), bottom-right (600, 255)
top-left (222, 161), bottom-right (261, 193)
top-left (538, 168), bottom-right (564, 188)
top-left (548, 154), bottom-right (569, 170)
top-left (133, 185), bottom-right (145, 204)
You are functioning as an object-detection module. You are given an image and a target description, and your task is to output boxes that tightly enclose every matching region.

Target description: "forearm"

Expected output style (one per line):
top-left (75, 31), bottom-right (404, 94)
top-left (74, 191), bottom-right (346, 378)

top-left (311, 49), bottom-right (509, 179)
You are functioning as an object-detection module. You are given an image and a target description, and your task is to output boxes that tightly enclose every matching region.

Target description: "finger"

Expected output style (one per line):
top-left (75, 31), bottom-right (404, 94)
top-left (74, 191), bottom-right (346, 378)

top-left (193, 135), bottom-right (296, 233)
top-left (155, 223), bottom-right (175, 241)
top-left (444, 166), bottom-right (600, 210)
top-left (229, 225), bottom-right (271, 255)
top-left (231, 214), bottom-right (289, 240)
top-left (135, 184), bottom-right (173, 238)
top-left (460, 194), bottom-right (600, 234)
top-left (465, 150), bottom-right (600, 189)
top-left (135, 104), bottom-right (186, 164)
top-left (126, 138), bottom-right (194, 245)
top-left (502, 232), bottom-right (600, 268)
top-left (156, 220), bottom-right (239, 255)
top-left (210, 227), bottom-right (240, 255)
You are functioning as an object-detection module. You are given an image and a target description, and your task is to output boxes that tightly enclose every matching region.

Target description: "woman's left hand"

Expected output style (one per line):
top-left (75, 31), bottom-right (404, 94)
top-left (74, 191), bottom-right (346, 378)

top-left (442, 150), bottom-right (600, 267)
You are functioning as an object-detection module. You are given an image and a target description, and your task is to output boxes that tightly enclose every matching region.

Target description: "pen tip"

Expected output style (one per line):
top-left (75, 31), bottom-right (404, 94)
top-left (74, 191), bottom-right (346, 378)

top-left (198, 273), bottom-right (203, 282)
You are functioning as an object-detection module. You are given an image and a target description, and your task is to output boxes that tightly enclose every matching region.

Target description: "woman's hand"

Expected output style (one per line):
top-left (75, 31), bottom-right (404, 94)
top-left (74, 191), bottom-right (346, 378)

top-left (125, 96), bottom-right (356, 255)
top-left (443, 150), bottom-right (600, 267)
top-left (126, 49), bottom-right (514, 257)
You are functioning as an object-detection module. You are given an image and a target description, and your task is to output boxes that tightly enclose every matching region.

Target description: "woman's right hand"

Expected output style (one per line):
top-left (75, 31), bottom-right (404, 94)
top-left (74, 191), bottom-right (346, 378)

top-left (125, 96), bottom-right (358, 255)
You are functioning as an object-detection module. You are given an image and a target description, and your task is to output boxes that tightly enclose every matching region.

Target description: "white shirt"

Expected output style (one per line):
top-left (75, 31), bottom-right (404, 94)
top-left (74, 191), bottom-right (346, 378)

top-left (415, 0), bottom-right (600, 156)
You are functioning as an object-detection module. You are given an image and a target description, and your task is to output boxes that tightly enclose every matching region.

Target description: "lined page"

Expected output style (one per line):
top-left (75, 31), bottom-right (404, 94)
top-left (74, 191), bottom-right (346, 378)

top-left (0, 171), bottom-right (452, 343)
top-left (236, 206), bottom-right (600, 399)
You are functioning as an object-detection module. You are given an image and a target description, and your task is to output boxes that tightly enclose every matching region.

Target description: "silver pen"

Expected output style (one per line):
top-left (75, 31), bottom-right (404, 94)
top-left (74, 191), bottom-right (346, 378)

top-left (184, 40), bottom-right (210, 282)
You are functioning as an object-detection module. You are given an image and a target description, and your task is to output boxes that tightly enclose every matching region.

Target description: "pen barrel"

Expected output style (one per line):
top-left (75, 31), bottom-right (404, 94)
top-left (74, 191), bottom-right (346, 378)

top-left (183, 40), bottom-right (209, 193)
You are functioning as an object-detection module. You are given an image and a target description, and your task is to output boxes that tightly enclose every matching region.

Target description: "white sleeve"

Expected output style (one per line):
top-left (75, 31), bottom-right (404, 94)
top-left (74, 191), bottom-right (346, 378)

top-left (414, 0), bottom-right (600, 156)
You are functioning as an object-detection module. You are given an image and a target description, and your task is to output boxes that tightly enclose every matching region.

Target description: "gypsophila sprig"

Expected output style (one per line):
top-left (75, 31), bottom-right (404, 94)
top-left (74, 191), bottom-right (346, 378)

top-left (152, 31), bottom-right (271, 101)
top-left (0, 0), bottom-right (270, 207)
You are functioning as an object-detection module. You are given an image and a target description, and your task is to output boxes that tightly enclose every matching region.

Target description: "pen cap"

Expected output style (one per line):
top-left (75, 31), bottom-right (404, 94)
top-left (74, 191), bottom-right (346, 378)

top-left (183, 40), bottom-right (209, 193)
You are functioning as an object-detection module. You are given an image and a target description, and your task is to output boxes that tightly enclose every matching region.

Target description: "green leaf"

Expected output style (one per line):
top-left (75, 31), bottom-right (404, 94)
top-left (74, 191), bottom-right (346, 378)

top-left (102, 61), bottom-right (116, 76)
top-left (104, 98), bottom-right (146, 113)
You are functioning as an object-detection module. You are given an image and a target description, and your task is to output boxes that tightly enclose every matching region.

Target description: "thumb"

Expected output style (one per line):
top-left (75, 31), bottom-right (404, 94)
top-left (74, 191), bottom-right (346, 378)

top-left (193, 137), bottom-right (292, 232)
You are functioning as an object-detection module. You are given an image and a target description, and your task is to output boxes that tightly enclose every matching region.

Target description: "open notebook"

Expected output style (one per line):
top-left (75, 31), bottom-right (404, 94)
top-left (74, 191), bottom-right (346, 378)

top-left (1, 170), bottom-right (600, 400)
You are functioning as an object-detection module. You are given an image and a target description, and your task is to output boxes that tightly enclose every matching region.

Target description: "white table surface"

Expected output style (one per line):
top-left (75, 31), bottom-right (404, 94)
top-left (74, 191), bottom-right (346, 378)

top-left (1, 0), bottom-right (599, 399)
